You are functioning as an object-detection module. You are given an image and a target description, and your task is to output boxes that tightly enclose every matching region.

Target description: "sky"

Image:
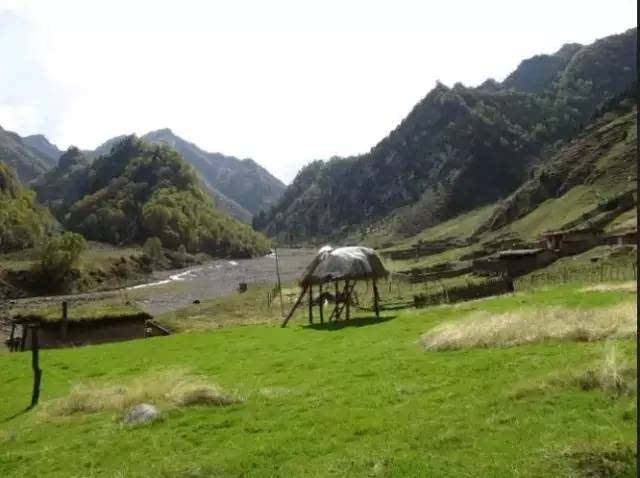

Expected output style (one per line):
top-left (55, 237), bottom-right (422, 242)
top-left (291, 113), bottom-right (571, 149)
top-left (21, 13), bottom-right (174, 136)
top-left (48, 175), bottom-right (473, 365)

top-left (0, 0), bottom-right (636, 184)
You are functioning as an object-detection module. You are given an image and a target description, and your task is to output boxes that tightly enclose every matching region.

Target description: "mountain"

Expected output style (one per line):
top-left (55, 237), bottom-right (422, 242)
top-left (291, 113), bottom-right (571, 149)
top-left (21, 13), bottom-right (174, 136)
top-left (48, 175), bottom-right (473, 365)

top-left (0, 126), bottom-right (56, 183)
top-left (476, 83), bottom-right (637, 236)
top-left (0, 161), bottom-right (55, 252)
top-left (34, 136), bottom-right (270, 257)
top-left (83, 134), bottom-right (131, 160)
top-left (256, 28), bottom-right (637, 244)
top-left (84, 129), bottom-right (286, 223)
top-left (502, 43), bottom-right (583, 93)
top-left (21, 134), bottom-right (62, 166)
top-left (142, 129), bottom-right (285, 219)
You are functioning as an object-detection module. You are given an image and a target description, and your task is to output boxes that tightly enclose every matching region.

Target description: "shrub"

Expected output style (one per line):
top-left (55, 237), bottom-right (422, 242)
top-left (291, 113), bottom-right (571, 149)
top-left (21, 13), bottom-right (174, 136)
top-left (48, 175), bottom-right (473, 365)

top-left (37, 232), bottom-right (87, 280)
top-left (143, 237), bottom-right (164, 262)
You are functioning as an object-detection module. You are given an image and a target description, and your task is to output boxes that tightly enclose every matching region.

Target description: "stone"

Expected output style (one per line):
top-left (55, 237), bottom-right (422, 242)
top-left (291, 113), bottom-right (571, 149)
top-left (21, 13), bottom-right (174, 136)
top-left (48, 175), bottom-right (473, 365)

top-left (123, 403), bottom-right (159, 425)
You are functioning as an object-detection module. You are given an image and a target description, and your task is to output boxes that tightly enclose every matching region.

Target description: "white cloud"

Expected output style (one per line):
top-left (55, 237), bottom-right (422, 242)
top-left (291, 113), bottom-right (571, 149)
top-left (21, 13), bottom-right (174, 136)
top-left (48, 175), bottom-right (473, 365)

top-left (0, 0), bottom-right (636, 182)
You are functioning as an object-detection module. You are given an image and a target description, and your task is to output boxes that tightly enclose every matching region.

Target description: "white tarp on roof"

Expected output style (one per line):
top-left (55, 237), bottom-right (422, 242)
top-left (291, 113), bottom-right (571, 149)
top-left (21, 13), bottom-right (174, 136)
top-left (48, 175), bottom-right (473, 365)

top-left (300, 246), bottom-right (388, 286)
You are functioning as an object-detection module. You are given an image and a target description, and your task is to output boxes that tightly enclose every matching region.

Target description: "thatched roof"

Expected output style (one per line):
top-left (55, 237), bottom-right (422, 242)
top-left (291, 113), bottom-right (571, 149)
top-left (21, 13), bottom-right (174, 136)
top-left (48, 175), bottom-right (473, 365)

top-left (300, 246), bottom-right (389, 286)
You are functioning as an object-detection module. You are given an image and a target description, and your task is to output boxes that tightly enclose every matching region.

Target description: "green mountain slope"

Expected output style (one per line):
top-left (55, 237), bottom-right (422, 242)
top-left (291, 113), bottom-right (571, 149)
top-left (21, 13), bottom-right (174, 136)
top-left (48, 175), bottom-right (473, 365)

top-left (34, 136), bottom-right (270, 257)
top-left (0, 161), bottom-right (55, 252)
top-left (257, 28), bottom-right (637, 244)
top-left (21, 134), bottom-right (62, 166)
top-left (142, 129), bottom-right (285, 218)
top-left (478, 86), bottom-right (637, 237)
top-left (0, 126), bottom-right (55, 183)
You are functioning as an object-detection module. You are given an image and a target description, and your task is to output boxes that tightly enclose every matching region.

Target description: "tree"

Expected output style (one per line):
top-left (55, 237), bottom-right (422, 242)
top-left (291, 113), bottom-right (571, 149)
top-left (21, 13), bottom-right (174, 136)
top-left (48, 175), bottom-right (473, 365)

top-left (143, 237), bottom-right (164, 262)
top-left (37, 232), bottom-right (87, 280)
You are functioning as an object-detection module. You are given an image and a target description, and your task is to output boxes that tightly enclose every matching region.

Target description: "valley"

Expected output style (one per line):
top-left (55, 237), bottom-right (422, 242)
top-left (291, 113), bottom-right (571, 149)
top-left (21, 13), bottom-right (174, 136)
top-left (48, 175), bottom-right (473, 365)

top-left (0, 20), bottom-right (637, 478)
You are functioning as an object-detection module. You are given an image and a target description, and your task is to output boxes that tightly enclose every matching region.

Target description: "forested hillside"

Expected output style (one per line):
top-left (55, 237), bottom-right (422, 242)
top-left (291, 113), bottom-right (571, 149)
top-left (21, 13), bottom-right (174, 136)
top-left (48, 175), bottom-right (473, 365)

top-left (0, 126), bottom-right (57, 183)
top-left (256, 28), bottom-right (637, 243)
top-left (478, 84), bottom-right (637, 235)
top-left (142, 129), bottom-right (285, 219)
top-left (0, 162), bottom-right (55, 252)
top-left (84, 129), bottom-right (286, 223)
top-left (34, 136), bottom-right (270, 257)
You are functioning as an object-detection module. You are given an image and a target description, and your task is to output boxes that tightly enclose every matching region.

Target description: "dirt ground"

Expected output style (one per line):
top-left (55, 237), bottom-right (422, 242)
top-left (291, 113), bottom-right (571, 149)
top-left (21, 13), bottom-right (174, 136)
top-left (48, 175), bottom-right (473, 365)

top-left (3, 248), bottom-right (317, 322)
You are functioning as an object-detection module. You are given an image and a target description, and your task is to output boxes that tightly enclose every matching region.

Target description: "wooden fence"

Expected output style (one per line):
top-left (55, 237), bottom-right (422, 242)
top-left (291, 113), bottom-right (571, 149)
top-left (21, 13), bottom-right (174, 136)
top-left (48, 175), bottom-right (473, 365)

top-left (413, 277), bottom-right (513, 308)
top-left (514, 263), bottom-right (636, 290)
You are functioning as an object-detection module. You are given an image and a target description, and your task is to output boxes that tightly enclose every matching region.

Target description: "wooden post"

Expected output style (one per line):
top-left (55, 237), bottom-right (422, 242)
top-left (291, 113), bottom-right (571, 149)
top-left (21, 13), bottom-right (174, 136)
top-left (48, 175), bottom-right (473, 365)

top-left (281, 285), bottom-right (309, 328)
top-left (61, 301), bottom-right (68, 340)
top-left (319, 283), bottom-right (324, 325)
top-left (275, 248), bottom-right (284, 317)
top-left (30, 326), bottom-right (42, 407)
top-left (345, 280), bottom-right (351, 320)
top-left (9, 322), bottom-right (16, 352)
top-left (20, 325), bottom-right (27, 351)
top-left (333, 280), bottom-right (339, 321)
top-left (373, 279), bottom-right (380, 319)
top-left (308, 285), bottom-right (313, 324)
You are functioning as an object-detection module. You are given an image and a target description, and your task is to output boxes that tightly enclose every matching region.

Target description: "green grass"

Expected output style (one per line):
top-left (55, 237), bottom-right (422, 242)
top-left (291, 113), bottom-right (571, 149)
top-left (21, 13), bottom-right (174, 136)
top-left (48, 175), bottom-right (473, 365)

top-left (0, 243), bottom-right (142, 274)
top-left (390, 204), bottom-right (496, 250)
top-left (605, 208), bottom-right (637, 233)
top-left (157, 282), bottom-right (292, 331)
top-left (0, 284), bottom-right (636, 477)
top-left (487, 185), bottom-right (607, 241)
top-left (12, 299), bottom-right (146, 322)
top-left (385, 244), bottom-right (479, 273)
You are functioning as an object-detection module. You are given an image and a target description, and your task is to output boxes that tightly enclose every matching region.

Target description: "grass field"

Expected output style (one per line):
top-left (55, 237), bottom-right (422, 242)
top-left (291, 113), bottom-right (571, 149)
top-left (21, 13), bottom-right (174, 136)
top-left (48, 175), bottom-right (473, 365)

top-left (0, 282), bottom-right (636, 477)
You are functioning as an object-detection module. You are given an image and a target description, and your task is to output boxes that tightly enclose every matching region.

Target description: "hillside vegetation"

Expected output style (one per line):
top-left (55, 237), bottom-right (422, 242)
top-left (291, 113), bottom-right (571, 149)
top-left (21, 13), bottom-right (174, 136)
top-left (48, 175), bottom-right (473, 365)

top-left (142, 129), bottom-right (286, 222)
top-left (256, 28), bottom-right (637, 244)
top-left (0, 125), bottom-right (57, 184)
top-left (34, 136), bottom-right (270, 258)
top-left (0, 162), bottom-right (55, 253)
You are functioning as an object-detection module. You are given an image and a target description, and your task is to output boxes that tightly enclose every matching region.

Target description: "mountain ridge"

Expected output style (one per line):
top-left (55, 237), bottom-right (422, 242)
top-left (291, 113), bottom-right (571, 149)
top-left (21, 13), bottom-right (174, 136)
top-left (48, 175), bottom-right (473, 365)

top-left (255, 27), bottom-right (637, 244)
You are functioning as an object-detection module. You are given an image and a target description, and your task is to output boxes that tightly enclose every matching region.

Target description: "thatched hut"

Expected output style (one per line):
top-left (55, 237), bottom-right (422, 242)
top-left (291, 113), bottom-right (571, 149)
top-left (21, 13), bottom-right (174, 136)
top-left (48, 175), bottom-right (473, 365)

top-left (281, 246), bottom-right (389, 327)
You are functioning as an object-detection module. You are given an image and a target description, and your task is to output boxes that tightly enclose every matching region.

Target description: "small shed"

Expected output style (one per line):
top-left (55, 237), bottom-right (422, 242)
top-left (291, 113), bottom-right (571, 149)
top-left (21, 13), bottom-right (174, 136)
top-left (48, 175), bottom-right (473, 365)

top-left (281, 246), bottom-right (389, 327)
top-left (473, 248), bottom-right (557, 277)
top-left (541, 227), bottom-right (600, 255)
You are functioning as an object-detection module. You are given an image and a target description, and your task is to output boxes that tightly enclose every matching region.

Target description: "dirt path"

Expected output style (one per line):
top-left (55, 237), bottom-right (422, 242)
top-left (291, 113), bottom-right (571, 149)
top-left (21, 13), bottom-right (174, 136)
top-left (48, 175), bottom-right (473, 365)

top-left (7, 248), bottom-right (317, 318)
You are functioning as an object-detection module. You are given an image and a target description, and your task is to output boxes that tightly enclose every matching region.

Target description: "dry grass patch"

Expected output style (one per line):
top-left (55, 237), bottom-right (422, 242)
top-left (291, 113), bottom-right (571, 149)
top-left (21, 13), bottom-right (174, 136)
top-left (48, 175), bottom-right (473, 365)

top-left (510, 343), bottom-right (637, 399)
top-left (581, 281), bottom-right (637, 293)
top-left (421, 302), bottom-right (636, 351)
top-left (43, 368), bottom-right (241, 418)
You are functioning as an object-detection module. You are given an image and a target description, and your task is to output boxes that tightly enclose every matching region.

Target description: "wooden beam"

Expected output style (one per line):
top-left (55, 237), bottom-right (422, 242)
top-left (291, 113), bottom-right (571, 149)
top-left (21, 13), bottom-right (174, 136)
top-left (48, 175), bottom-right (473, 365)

top-left (30, 326), bottom-right (42, 407)
top-left (333, 281), bottom-right (339, 321)
top-left (328, 280), bottom-right (355, 322)
top-left (345, 280), bottom-right (351, 320)
top-left (308, 285), bottom-right (313, 324)
top-left (373, 279), bottom-right (380, 319)
top-left (281, 285), bottom-right (309, 328)
top-left (319, 283), bottom-right (324, 324)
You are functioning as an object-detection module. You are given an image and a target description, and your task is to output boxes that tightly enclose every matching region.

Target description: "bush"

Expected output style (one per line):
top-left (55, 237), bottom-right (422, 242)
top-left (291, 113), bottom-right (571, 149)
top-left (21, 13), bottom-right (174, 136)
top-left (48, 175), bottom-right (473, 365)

top-left (143, 237), bottom-right (164, 262)
top-left (37, 232), bottom-right (87, 280)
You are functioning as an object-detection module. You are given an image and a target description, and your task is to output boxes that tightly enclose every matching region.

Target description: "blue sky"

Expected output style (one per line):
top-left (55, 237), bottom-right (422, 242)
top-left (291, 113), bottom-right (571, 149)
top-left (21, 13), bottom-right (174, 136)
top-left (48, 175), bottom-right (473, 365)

top-left (0, 0), bottom-right (636, 183)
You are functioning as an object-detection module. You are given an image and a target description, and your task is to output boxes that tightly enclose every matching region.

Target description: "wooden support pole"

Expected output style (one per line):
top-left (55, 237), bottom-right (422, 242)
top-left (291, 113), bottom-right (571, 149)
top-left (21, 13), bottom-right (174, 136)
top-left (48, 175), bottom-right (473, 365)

top-left (9, 322), bottom-right (16, 352)
top-left (373, 279), bottom-right (380, 319)
top-left (308, 285), bottom-right (313, 324)
top-left (275, 247), bottom-right (284, 317)
top-left (281, 285), bottom-right (309, 328)
top-left (30, 326), bottom-right (42, 407)
top-left (345, 280), bottom-right (351, 320)
top-left (319, 283), bottom-right (324, 325)
top-left (61, 301), bottom-right (68, 340)
top-left (20, 325), bottom-right (27, 351)
top-left (333, 280), bottom-right (339, 321)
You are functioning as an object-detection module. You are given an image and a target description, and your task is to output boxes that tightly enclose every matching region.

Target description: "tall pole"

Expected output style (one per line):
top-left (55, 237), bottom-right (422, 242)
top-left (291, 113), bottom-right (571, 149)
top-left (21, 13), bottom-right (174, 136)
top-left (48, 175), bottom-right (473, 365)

top-left (30, 326), bottom-right (42, 407)
top-left (275, 247), bottom-right (284, 317)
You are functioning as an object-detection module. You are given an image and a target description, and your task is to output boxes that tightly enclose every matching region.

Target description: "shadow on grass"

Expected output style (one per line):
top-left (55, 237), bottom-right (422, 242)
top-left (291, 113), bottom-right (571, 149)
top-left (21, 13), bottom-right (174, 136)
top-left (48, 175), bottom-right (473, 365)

top-left (1, 404), bottom-right (34, 423)
top-left (304, 315), bottom-right (396, 331)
